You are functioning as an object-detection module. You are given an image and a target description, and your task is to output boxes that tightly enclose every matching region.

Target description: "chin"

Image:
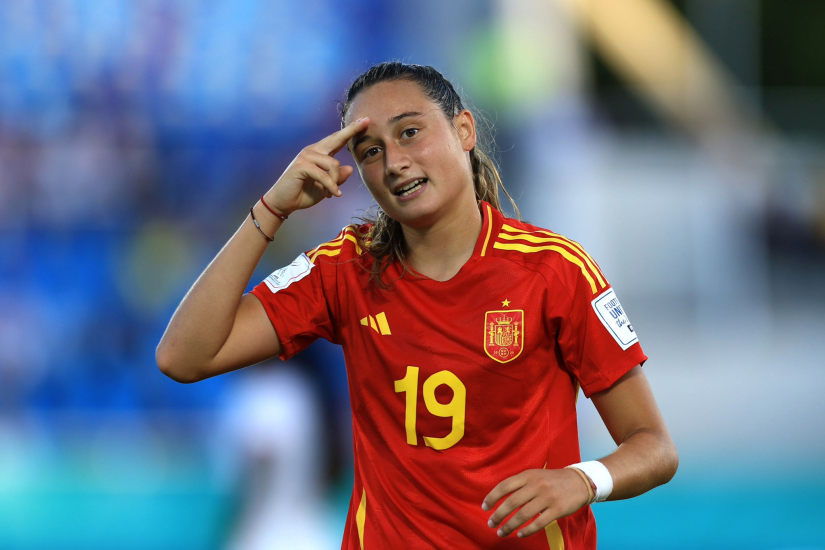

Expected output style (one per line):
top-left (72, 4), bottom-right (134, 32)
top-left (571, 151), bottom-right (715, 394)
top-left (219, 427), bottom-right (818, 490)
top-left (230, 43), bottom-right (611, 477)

top-left (392, 203), bottom-right (443, 229)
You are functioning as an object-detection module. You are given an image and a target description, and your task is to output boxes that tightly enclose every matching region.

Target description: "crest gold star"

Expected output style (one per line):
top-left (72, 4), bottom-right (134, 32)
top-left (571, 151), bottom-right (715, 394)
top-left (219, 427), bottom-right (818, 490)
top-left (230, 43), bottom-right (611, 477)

top-left (501, 299), bottom-right (511, 307)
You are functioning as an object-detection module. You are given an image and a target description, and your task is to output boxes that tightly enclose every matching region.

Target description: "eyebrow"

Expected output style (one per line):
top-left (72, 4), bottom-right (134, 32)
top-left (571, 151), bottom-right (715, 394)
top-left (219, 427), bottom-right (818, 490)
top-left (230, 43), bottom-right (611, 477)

top-left (350, 111), bottom-right (426, 152)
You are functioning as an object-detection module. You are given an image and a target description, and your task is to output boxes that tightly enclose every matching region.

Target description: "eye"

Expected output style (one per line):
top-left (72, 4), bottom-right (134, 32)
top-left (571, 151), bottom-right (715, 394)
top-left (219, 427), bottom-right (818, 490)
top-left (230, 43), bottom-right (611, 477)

top-left (402, 128), bottom-right (419, 139)
top-left (363, 146), bottom-right (381, 159)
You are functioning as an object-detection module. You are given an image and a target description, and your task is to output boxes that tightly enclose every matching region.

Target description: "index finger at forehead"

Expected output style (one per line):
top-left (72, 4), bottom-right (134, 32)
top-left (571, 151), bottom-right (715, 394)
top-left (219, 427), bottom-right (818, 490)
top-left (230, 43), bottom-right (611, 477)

top-left (318, 117), bottom-right (369, 155)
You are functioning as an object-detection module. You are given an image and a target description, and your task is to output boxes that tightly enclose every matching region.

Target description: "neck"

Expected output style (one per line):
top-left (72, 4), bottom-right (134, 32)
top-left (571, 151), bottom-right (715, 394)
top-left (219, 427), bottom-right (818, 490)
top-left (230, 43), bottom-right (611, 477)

top-left (402, 196), bottom-right (483, 282)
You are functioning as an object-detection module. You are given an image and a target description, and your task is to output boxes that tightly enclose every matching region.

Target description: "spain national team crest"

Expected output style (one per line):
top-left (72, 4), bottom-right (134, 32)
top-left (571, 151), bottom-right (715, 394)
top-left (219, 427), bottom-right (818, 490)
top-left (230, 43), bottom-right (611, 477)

top-left (484, 310), bottom-right (524, 364)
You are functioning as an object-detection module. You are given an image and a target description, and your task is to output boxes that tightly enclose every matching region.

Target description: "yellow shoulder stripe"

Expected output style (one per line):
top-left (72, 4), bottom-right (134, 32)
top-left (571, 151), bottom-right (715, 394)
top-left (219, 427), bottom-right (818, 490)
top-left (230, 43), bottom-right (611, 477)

top-left (310, 247), bottom-right (343, 262)
top-left (493, 241), bottom-right (599, 294)
top-left (307, 226), bottom-right (351, 257)
top-left (307, 226), bottom-right (371, 263)
top-left (497, 230), bottom-right (606, 287)
top-left (501, 224), bottom-right (605, 282)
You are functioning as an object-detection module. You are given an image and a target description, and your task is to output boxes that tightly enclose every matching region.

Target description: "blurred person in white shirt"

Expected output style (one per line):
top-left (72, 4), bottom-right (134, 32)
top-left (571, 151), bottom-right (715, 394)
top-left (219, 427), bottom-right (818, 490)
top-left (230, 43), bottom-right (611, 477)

top-left (214, 362), bottom-right (339, 550)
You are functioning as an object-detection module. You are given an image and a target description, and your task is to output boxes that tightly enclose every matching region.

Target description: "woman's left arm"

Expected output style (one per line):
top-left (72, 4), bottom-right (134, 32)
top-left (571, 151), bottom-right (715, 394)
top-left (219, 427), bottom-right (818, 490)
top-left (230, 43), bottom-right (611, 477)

top-left (589, 364), bottom-right (679, 500)
top-left (483, 365), bottom-right (678, 538)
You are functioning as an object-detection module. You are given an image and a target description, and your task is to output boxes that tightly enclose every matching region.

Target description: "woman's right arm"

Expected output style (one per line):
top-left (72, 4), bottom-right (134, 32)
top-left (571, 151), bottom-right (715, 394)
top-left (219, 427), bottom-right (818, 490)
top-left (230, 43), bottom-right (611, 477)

top-left (155, 117), bottom-right (370, 383)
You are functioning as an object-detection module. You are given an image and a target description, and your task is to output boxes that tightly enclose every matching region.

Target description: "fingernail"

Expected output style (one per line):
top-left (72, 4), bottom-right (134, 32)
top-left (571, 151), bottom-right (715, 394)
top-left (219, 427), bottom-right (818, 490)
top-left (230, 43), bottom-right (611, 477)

top-left (481, 502), bottom-right (489, 511)
top-left (497, 529), bottom-right (504, 537)
top-left (487, 519), bottom-right (494, 528)
top-left (517, 532), bottom-right (524, 538)
top-left (356, 117), bottom-right (366, 122)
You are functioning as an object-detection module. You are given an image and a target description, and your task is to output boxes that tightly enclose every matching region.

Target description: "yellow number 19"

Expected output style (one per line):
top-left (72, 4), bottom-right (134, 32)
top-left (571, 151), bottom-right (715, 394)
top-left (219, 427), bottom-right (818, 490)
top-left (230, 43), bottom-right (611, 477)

top-left (393, 366), bottom-right (466, 450)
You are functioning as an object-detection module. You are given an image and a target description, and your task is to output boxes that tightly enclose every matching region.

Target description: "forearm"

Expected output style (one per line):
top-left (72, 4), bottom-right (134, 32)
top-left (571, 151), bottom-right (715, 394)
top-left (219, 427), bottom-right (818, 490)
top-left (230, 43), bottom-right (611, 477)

top-left (156, 201), bottom-right (282, 372)
top-left (597, 427), bottom-right (679, 501)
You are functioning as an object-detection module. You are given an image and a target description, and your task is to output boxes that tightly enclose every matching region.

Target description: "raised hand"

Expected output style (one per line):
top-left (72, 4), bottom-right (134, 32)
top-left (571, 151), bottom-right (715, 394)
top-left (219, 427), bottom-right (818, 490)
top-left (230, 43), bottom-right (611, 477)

top-left (262, 117), bottom-right (370, 216)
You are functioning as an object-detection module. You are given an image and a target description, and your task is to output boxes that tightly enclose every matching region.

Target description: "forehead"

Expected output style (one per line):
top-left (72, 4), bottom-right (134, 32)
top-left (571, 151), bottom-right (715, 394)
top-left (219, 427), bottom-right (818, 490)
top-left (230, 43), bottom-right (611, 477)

top-left (346, 80), bottom-right (438, 125)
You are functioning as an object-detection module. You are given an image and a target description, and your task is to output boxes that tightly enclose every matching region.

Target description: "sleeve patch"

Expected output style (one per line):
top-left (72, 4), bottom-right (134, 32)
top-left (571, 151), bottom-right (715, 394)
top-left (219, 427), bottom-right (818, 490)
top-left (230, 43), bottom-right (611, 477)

top-left (591, 288), bottom-right (638, 350)
top-left (263, 253), bottom-right (314, 294)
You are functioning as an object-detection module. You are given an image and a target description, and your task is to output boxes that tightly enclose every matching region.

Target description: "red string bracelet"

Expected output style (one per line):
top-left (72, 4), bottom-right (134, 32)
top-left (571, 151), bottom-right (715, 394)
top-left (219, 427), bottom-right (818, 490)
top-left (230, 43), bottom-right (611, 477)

top-left (260, 195), bottom-right (288, 220)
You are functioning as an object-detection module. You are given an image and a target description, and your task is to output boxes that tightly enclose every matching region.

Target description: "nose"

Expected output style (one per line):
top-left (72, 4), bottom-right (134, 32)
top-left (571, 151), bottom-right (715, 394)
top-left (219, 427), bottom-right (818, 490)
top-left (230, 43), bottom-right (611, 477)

top-left (383, 141), bottom-right (410, 179)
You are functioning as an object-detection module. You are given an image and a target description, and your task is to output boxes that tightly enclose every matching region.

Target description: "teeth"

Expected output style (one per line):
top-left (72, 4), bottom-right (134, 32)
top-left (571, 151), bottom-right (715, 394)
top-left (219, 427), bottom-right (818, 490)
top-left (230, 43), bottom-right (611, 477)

top-left (397, 179), bottom-right (425, 196)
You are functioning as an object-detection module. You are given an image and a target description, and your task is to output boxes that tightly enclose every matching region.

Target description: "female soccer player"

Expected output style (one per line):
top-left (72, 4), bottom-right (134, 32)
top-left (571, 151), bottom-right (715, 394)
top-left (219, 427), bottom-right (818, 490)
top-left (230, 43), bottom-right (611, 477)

top-left (157, 62), bottom-right (678, 549)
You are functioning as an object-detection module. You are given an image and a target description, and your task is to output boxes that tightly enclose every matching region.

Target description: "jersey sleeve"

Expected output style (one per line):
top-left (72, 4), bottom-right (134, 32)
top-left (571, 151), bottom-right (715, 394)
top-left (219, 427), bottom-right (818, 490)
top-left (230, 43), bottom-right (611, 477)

top-left (549, 257), bottom-right (648, 399)
top-left (249, 249), bottom-right (339, 361)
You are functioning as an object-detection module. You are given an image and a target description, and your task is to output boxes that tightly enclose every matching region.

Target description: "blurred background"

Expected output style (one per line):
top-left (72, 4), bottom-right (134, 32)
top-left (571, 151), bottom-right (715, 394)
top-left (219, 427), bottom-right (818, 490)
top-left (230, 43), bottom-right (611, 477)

top-left (1, 0), bottom-right (823, 548)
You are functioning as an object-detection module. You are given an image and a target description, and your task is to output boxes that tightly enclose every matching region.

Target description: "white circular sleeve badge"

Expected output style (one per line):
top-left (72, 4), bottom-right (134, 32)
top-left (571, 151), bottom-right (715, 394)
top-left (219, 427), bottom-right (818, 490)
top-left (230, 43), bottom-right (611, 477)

top-left (591, 288), bottom-right (638, 350)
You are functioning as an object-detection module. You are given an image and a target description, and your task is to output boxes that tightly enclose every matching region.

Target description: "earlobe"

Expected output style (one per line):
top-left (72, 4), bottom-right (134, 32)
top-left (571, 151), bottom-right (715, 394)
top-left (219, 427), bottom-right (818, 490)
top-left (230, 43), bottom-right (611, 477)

top-left (465, 130), bottom-right (477, 152)
top-left (465, 132), bottom-right (477, 152)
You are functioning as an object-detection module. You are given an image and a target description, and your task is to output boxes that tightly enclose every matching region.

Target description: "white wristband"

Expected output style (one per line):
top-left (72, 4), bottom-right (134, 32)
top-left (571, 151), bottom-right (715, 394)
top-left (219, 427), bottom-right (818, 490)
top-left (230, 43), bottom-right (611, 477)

top-left (566, 461), bottom-right (613, 503)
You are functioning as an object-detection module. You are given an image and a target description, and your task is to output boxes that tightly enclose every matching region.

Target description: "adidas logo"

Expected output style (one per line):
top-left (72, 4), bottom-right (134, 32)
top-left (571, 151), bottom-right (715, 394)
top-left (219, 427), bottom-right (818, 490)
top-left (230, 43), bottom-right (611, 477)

top-left (360, 312), bottom-right (391, 335)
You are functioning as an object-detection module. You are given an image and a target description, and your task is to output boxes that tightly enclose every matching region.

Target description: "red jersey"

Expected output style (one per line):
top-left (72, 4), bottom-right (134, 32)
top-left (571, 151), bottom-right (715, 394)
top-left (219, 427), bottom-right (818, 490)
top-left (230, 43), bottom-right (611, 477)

top-left (250, 200), bottom-right (647, 549)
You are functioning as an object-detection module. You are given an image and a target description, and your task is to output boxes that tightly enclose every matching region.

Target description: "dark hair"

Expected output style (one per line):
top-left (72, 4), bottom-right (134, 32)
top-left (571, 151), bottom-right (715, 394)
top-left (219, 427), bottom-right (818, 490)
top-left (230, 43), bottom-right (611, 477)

top-left (340, 61), bottom-right (521, 290)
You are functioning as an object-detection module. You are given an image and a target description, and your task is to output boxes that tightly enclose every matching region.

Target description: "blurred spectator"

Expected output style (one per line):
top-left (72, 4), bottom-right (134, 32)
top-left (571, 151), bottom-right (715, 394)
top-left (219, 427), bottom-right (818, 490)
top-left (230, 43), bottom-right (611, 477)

top-left (214, 363), bottom-right (339, 550)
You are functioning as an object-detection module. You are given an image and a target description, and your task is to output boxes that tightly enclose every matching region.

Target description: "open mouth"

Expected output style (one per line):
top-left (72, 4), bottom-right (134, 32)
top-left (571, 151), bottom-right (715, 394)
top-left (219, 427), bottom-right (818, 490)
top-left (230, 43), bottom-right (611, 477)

top-left (395, 178), bottom-right (427, 197)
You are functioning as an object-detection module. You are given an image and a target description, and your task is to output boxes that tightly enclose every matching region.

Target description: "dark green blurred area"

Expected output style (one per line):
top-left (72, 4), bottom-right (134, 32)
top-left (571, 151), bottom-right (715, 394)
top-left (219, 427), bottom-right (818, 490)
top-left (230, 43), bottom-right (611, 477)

top-left (760, 0), bottom-right (825, 87)
top-left (594, 0), bottom-right (825, 134)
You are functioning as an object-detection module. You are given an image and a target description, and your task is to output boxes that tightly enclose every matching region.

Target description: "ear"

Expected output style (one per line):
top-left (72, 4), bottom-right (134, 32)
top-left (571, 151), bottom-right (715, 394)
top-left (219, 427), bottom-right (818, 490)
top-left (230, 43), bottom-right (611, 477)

top-left (454, 109), bottom-right (477, 153)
